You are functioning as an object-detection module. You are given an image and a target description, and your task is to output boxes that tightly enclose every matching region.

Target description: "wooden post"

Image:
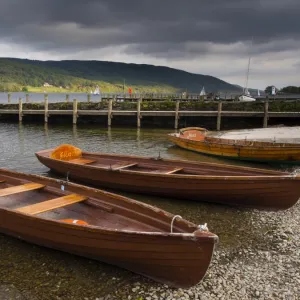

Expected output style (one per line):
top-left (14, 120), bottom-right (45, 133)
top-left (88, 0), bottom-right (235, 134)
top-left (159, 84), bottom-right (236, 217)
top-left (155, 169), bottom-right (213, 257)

top-left (18, 98), bottom-right (23, 122)
top-left (137, 97), bottom-right (142, 128)
top-left (175, 100), bottom-right (180, 129)
top-left (73, 99), bottom-right (78, 125)
top-left (263, 100), bottom-right (269, 128)
top-left (217, 101), bottom-right (222, 131)
top-left (8, 93), bottom-right (11, 103)
top-left (108, 97), bottom-right (113, 127)
top-left (87, 93), bottom-right (91, 103)
top-left (66, 94), bottom-right (69, 102)
top-left (26, 94), bottom-right (29, 103)
top-left (44, 94), bottom-right (49, 123)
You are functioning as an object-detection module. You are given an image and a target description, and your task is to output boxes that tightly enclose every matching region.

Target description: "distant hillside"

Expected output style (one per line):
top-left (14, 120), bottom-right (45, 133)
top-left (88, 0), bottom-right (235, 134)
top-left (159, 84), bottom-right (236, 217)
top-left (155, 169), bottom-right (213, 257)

top-left (0, 58), bottom-right (240, 93)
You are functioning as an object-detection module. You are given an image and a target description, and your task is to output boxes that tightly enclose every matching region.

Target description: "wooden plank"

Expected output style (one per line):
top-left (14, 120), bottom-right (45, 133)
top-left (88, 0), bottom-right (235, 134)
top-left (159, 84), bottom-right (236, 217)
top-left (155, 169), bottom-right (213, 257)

top-left (164, 168), bottom-right (183, 174)
top-left (69, 158), bottom-right (96, 165)
top-left (16, 194), bottom-right (88, 215)
top-left (87, 200), bottom-right (114, 213)
top-left (0, 183), bottom-right (45, 197)
top-left (112, 163), bottom-right (137, 170)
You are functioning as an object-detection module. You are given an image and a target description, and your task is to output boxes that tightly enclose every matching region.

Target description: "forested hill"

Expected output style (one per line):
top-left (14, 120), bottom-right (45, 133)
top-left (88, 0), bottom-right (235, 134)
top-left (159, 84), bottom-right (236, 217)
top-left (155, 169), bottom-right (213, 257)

top-left (0, 58), bottom-right (241, 93)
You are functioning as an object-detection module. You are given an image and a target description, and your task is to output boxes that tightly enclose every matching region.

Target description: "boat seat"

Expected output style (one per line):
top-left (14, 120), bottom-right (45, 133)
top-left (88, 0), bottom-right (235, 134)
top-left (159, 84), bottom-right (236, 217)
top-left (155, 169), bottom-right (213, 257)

top-left (164, 168), bottom-right (183, 174)
top-left (69, 158), bottom-right (96, 165)
top-left (16, 194), bottom-right (88, 215)
top-left (111, 162), bottom-right (138, 170)
top-left (0, 183), bottom-right (45, 197)
top-left (151, 168), bottom-right (183, 174)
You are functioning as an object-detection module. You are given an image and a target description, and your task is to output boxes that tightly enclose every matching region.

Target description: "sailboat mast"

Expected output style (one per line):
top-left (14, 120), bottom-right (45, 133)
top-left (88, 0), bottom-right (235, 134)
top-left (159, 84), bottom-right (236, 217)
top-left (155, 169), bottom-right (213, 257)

top-left (244, 37), bottom-right (253, 93)
top-left (245, 55), bottom-right (251, 92)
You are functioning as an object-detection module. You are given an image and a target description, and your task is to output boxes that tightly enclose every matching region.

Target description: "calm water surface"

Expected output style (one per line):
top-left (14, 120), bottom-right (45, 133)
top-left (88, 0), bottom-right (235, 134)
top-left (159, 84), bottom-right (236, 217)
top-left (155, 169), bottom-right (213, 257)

top-left (0, 122), bottom-right (297, 299)
top-left (0, 122), bottom-right (286, 173)
top-left (0, 92), bottom-right (98, 104)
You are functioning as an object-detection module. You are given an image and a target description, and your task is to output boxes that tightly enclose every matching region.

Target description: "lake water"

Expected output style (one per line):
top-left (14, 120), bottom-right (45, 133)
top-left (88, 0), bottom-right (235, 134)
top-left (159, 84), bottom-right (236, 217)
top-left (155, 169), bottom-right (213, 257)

top-left (0, 92), bottom-right (99, 104)
top-left (0, 92), bottom-right (175, 104)
top-left (0, 122), bottom-right (298, 299)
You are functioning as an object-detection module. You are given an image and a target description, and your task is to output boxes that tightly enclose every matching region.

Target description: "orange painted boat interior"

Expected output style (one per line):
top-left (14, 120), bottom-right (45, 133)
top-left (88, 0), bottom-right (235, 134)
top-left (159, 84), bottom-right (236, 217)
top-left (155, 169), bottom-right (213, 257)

top-left (0, 170), bottom-right (198, 234)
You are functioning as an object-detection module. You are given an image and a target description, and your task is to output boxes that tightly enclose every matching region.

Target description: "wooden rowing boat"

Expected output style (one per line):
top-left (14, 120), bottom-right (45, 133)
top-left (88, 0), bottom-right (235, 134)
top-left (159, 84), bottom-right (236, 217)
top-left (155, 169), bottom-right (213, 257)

top-left (167, 127), bottom-right (300, 163)
top-left (35, 144), bottom-right (300, 210)
top-left (0, 168), bottom-right (217, 288)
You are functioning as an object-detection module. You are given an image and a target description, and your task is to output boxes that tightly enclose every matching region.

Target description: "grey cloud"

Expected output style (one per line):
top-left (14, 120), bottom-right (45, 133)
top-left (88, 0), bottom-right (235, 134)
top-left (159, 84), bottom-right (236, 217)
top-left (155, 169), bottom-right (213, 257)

top-left (0, 0), bottom-right (299, 57)
top-left (0, 0), bottom-right (300, 90)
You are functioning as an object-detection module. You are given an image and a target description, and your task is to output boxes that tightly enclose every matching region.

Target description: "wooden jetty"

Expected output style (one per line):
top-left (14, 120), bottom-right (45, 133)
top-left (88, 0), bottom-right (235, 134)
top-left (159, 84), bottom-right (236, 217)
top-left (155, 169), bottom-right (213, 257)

top-left (1, 96), bottom-right (300, 130)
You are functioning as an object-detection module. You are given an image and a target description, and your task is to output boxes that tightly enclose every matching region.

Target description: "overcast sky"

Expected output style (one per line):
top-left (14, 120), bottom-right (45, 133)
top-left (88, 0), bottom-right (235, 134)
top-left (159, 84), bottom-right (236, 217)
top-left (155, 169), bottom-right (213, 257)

top-left (0, 0), bottom-right (299, 89)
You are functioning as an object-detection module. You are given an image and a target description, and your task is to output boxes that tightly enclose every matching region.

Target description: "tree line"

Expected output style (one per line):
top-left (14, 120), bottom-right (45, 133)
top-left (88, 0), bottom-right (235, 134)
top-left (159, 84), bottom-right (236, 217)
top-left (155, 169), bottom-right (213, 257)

top-left (265, 85), bottom-right (300, 95)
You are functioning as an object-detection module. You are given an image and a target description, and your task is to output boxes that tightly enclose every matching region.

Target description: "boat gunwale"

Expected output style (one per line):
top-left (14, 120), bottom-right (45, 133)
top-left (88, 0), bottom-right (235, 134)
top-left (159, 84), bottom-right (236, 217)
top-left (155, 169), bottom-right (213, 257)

top-left (0, 168), bottom-right (217, 241)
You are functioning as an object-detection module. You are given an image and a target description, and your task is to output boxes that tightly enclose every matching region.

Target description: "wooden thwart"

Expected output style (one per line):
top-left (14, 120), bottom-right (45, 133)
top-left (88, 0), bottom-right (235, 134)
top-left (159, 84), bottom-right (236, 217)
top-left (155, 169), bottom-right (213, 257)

top-left (16, 194), bottom-right (88, 215)
top-left (0, 183), bottom-right (45, 197)
top-left (0, 179), bottom-right (6, 183)
top-left (150, 167), bottom-right (183, 174)
top-left (164, 168), bottom-right (183, 174)
top-left (69, 158), bottom-right (96, 165)
top-left (112, 162), bottom-right (137, 170)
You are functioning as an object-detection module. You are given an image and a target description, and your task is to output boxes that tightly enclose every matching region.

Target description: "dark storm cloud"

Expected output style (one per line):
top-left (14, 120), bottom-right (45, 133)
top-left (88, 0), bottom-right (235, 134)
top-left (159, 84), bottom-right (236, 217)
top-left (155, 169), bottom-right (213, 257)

top-left (0, 0), bottom-right (299, 57)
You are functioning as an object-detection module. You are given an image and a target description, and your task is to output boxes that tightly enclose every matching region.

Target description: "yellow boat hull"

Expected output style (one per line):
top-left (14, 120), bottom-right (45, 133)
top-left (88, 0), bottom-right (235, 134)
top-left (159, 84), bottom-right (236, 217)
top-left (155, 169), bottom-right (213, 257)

top-left (168, 127), bottom-right (300, 163)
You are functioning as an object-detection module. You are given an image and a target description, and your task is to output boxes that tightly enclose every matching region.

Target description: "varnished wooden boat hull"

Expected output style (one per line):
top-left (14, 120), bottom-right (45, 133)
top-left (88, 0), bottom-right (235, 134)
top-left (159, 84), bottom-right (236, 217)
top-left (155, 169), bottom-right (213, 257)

top-left (35, 148), bottom-right (300, 210)
top-left (0, 169), bottom-right (217, 288)
top-left (168, 127), bottom-right (300, 163)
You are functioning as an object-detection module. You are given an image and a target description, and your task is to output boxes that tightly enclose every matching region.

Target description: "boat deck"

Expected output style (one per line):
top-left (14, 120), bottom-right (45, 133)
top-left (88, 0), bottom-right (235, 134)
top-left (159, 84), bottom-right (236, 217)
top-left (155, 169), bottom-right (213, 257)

top-left (210, 126), bottom-right (300, 143)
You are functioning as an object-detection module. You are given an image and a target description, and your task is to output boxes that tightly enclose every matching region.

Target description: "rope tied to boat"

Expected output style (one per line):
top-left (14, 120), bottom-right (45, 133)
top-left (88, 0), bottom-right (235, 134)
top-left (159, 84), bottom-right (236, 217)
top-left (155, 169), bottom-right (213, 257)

top-left (170, 215), bottom-right (182, 233)
top-left (59, 171), bottom-right (70, 191)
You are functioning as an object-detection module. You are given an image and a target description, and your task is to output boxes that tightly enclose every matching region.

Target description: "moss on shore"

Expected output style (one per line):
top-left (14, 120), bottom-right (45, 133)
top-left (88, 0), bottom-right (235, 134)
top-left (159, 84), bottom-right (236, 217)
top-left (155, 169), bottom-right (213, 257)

top-left (1, 100), bottom-right (300, 112)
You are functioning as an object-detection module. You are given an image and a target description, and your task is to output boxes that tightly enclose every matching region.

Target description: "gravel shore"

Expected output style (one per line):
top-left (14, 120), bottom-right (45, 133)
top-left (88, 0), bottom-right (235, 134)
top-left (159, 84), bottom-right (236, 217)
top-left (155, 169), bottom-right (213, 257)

top-left (2, 200), bottom-right (298, 300)
top-left (114, 202), bottom-right (300, 300)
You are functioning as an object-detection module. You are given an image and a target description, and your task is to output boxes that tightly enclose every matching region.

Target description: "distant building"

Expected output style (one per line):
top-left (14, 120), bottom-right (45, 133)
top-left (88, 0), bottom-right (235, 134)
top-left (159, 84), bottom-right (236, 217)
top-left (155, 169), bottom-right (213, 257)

top-left (43, 82), bottom-right (53, 87)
